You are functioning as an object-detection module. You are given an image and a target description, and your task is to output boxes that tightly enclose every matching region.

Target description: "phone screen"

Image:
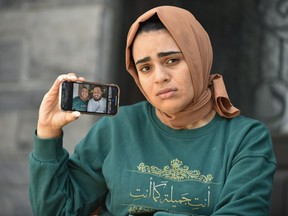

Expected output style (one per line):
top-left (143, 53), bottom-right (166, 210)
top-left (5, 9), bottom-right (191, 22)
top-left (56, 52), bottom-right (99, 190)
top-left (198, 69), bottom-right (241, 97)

top-left (61, 81), bottom-right (120, 115)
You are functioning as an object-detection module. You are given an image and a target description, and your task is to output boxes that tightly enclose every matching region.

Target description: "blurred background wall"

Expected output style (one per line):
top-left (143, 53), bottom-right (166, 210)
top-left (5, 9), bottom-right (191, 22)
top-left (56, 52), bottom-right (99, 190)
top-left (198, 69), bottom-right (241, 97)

top-left (0, 0), bottom-right (120, 215)
top-left (0, 0), bottom-right (287, 215)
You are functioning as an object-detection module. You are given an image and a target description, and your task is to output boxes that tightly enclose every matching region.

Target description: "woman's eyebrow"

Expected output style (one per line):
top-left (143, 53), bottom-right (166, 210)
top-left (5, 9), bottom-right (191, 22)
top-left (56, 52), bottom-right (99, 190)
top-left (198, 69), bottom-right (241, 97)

top-left (135, 56), bottom-right (151, 65)
top-left (157, 51), bottom-right (182, 58)
top-left (135, 51), bottom-right (182, 65)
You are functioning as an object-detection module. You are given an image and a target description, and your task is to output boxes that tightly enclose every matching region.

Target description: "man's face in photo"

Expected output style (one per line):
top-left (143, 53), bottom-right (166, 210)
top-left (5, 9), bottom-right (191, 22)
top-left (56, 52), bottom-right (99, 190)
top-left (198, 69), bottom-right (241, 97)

top-left (92, 87), bottom-right (103, 101)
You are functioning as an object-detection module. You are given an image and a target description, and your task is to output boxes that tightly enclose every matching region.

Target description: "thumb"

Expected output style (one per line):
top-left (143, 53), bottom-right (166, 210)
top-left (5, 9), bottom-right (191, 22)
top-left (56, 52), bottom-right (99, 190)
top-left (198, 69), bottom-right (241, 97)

top-left (71, 111), bottom-right (81, 119)
top-left (62, 111), bottom-right (81, 126)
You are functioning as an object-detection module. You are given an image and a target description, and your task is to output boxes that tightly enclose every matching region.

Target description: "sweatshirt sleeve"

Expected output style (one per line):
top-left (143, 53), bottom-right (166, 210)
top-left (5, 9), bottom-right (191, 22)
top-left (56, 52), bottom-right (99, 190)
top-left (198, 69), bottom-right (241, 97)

top-left (212, 121), bottom-right (277, 216)
top-left (29, 131), bottom-right (106, 216)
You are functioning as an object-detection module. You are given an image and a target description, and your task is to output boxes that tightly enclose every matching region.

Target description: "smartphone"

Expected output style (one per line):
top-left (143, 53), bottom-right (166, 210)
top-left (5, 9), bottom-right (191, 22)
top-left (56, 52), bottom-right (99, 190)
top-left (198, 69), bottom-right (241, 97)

top-left (60, 81), bottom-right (120, 115)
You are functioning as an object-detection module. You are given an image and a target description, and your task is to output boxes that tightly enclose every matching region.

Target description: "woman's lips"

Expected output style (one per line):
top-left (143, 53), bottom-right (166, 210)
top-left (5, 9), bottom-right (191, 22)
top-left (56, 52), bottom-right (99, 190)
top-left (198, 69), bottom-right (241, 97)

top-left (156, 88), bottom-right (177, 99)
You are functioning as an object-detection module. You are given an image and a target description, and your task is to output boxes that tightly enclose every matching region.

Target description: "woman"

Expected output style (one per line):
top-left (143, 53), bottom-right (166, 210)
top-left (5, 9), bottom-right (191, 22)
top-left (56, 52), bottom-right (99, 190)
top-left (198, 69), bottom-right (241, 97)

top-left (72, 86), bottom-right (89, 111)
top-left (29, 6), bottom-right (276, 216)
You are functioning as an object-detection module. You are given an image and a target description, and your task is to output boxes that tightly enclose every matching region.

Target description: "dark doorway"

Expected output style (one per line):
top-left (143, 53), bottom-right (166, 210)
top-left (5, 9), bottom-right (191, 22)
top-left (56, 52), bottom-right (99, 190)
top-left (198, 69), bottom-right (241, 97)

top-left (114, 0), bottom-right (245, 109)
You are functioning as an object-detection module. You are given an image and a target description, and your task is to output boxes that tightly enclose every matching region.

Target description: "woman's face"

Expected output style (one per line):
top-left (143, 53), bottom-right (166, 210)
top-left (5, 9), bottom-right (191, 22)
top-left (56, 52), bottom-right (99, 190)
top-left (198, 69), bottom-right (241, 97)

top-left (81, 88), bottom-right (89, 99)
top-left (132, 30), bottom-right (194, 115)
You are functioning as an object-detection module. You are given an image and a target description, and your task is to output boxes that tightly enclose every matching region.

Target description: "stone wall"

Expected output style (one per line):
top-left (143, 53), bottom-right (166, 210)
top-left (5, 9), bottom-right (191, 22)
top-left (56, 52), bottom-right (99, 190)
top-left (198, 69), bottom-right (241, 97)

top-left (0, 0), bottom-right (118, 215)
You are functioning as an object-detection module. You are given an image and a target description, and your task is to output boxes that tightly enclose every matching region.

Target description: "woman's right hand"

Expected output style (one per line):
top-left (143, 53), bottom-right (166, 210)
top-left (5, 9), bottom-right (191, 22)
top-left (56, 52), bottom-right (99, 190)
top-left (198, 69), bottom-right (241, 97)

top-left (37, 73), bottom-right (85, 139)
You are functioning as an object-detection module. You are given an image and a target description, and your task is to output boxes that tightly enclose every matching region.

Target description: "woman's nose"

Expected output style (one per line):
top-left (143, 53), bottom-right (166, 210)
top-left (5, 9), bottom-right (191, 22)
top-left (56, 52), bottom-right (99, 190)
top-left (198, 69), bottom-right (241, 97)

top-left (154, 66), bottom-right (170, 84)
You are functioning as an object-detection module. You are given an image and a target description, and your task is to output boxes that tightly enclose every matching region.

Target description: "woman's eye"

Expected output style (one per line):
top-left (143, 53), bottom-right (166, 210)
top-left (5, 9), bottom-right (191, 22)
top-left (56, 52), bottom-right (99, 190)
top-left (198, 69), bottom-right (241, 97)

top-left (166, 58), bottom-right (179, 64)
top-left (140, 65), bottom-right (151, 73)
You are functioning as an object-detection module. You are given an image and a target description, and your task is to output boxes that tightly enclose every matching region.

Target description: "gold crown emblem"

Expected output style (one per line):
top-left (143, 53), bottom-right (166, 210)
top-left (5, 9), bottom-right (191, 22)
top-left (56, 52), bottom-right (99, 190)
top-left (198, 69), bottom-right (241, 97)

top-left (137, 159), bottom-right (214, 183)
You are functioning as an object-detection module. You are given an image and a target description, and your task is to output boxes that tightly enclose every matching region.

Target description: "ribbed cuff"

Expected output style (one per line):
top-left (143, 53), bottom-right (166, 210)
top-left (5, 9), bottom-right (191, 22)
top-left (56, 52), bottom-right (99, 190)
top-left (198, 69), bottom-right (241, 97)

top-left (33, 130), bottom-right (64, 162)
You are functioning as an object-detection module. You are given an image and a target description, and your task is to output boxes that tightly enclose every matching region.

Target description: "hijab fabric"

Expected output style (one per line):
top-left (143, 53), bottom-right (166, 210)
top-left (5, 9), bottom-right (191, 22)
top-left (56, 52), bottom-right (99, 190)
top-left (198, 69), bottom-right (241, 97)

top-left (126, 6), bottom-right (240, 129)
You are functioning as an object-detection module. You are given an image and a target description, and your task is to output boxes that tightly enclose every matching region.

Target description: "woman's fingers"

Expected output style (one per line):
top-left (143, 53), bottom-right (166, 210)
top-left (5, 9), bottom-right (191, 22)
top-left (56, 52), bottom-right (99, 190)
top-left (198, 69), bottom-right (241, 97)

top-left (45, 73), bottom-right (85, 104)
top-left (37, 73), bottom-right (86, 139)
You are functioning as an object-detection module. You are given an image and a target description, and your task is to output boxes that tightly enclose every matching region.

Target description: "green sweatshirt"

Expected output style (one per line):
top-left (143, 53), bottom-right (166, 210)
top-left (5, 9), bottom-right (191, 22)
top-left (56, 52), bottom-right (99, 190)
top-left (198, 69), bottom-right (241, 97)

top-left (29, 101), bottom-right (276, 216)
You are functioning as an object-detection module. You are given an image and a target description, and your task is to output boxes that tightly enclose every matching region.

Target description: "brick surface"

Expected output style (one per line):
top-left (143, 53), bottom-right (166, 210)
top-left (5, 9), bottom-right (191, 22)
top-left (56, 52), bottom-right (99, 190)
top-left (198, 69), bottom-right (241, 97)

top-left (0, 89), bottom-right (45, 110)
top-left (0, 1), bottom-right (115, 215)
top-left (0, 158), bottom-right (32, 216)
top-left (0, 41), bottom-right (22, 82)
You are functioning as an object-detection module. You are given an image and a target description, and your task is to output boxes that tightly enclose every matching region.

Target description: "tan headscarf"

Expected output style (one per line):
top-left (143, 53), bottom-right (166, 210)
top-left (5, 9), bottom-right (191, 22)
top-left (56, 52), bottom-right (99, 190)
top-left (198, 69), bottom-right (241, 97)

top-left (126, 6), bottom-right (240, 129)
